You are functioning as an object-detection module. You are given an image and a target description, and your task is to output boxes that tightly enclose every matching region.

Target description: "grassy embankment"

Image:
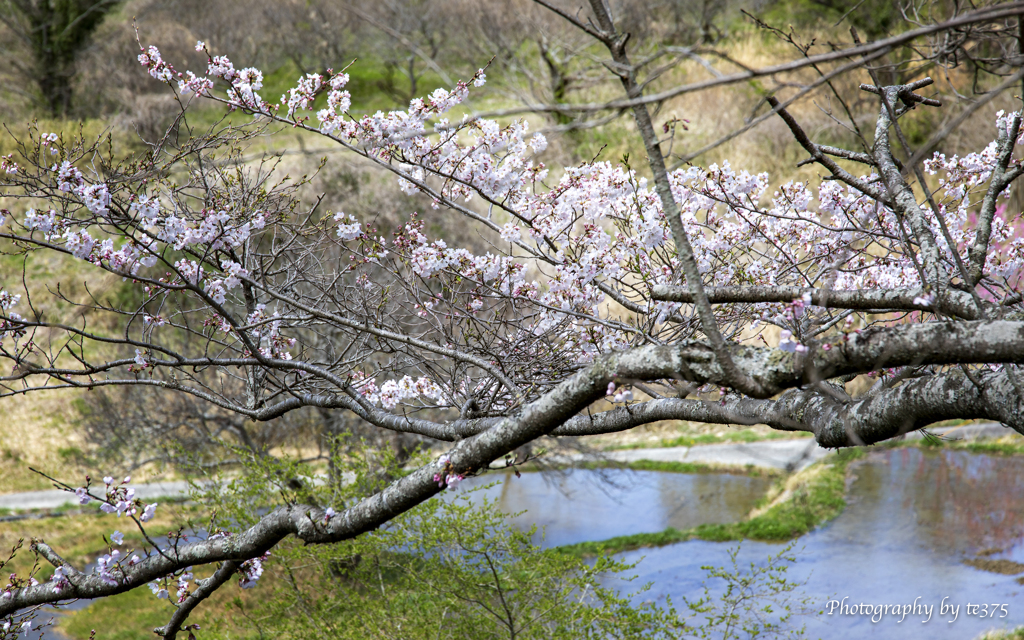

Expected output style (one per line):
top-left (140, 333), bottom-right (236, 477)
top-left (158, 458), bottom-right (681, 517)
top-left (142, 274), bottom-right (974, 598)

top-left (558, 449), bottom-right (864, 557)
top-left (601, 428), bottom-right (813, 451)
top-left (573, 458), bottom-right (784, 478)
top-left (588, 417), bottom-right (1022, 453)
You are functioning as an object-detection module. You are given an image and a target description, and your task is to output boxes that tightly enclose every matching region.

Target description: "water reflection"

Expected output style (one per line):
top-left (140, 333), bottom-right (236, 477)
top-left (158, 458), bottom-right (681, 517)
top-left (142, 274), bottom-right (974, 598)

top-left (876, 448), bottom-right (1024, 556)
top-left (604, 449), bottom-right (1024, 640)
top-left (461, 468), bottom-right (771, 548)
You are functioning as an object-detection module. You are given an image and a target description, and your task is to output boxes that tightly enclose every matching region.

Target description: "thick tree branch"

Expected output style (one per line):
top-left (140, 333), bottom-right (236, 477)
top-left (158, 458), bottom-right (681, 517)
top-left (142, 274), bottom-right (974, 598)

top-left (868, 81), bottom-right (948, 290)
top-left (771, 368), bottom-right (1024, 446)
top-left (968, 110), bottom-right (1024, 284)
top-left (155, 561), bottom-right (241, 640)
top-left (522, 369), bottom-right (1024, 445)
top-left (651, 284), bottom-right (989, 319)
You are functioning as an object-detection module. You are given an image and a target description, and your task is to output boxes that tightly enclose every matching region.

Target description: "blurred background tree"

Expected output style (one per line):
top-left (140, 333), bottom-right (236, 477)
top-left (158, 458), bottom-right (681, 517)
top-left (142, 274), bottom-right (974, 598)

top-left (0, 0), bottom-right (121, 115)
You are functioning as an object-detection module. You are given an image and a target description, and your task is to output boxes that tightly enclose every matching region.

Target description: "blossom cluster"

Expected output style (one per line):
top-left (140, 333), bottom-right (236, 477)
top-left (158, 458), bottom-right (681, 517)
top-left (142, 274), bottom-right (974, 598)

top-left (238, 551), bottom-right (270, 589)
top-left (1, 573), bottom-right (37, 602)
top-left (164, 46), bottom-right (545, 212)
top-left (351, 372), bottom-right (444, 409)
top-left (237, 304), bottom-right (297, 360)
top-left (15, 161), bottom-right (160, 276)
top-left (84, 542), bottom-right (142, 590)
top-left (0, 154), bottom-right (17, 174)
top-left (73, 476), bottom-right (159, 522)
top-left (0, 290), bottom-right (24, 346)
top-left (1, 618), bottom-right (36, 638)
top-left (148, 564), bottom-right (202, 603)
top-left (22, 139), bottom-right (266, 285)
top-left (433, 455), bottom-right (465, 490)
top-left (95, 550), bottom-right (124, 586)
top-left (175, 568), bottom-right (194, 602)
top-left (606, 382), bottom-right (633, 402)
top-left (2, 123), bottom-right (286, 358)
top-left (49, 566), bottom-right (69, 594)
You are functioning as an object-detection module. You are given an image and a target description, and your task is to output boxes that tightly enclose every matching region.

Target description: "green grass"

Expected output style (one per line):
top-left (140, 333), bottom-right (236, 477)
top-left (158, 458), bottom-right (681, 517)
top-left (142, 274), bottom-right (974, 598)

top-left (576, 458), bottom-right (784, 479)
top-left (604, 429), bottom-right (812, 451)
top-left (974, 627), bottom-right (1024, 640)
top-left (876, 434), bottom-right (1024, 456)
top-left (513, 457), bottom-right (784, 479)
top-left (558, 449), bottom-right (864, 557)
top-left (959, 440), bottom-right (1024, 455)
top-left (62, 585), bottom-right (179, 640)
top-left (758, 0), bottom-right (901, 39)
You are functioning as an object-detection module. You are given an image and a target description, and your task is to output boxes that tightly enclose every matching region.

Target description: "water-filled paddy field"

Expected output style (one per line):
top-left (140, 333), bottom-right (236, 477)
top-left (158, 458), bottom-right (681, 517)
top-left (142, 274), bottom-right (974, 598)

top-left (464, 448), bottom-right (1024, 639)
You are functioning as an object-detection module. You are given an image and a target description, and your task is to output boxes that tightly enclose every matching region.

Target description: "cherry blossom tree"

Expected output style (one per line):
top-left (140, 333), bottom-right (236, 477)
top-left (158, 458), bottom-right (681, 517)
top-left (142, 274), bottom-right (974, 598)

top-left (2, 0), bottom-right (1024, 636)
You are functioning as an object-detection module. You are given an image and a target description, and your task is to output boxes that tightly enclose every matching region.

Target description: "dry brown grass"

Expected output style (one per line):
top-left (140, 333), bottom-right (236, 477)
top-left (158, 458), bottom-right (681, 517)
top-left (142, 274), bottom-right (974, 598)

top-left (0, 389), bottom-right (92, 493)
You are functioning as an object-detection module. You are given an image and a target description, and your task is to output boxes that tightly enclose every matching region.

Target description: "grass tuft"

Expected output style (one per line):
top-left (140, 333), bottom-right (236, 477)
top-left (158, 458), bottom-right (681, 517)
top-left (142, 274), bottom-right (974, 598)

top-left (570, 458), bottom-right (784, 478)
top-left (605, 429), bottom-right (812, 451)
top-left (876, 434), bottom-right (1024, 456)
top-left (973, 627), bottom-right (1024, 640)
